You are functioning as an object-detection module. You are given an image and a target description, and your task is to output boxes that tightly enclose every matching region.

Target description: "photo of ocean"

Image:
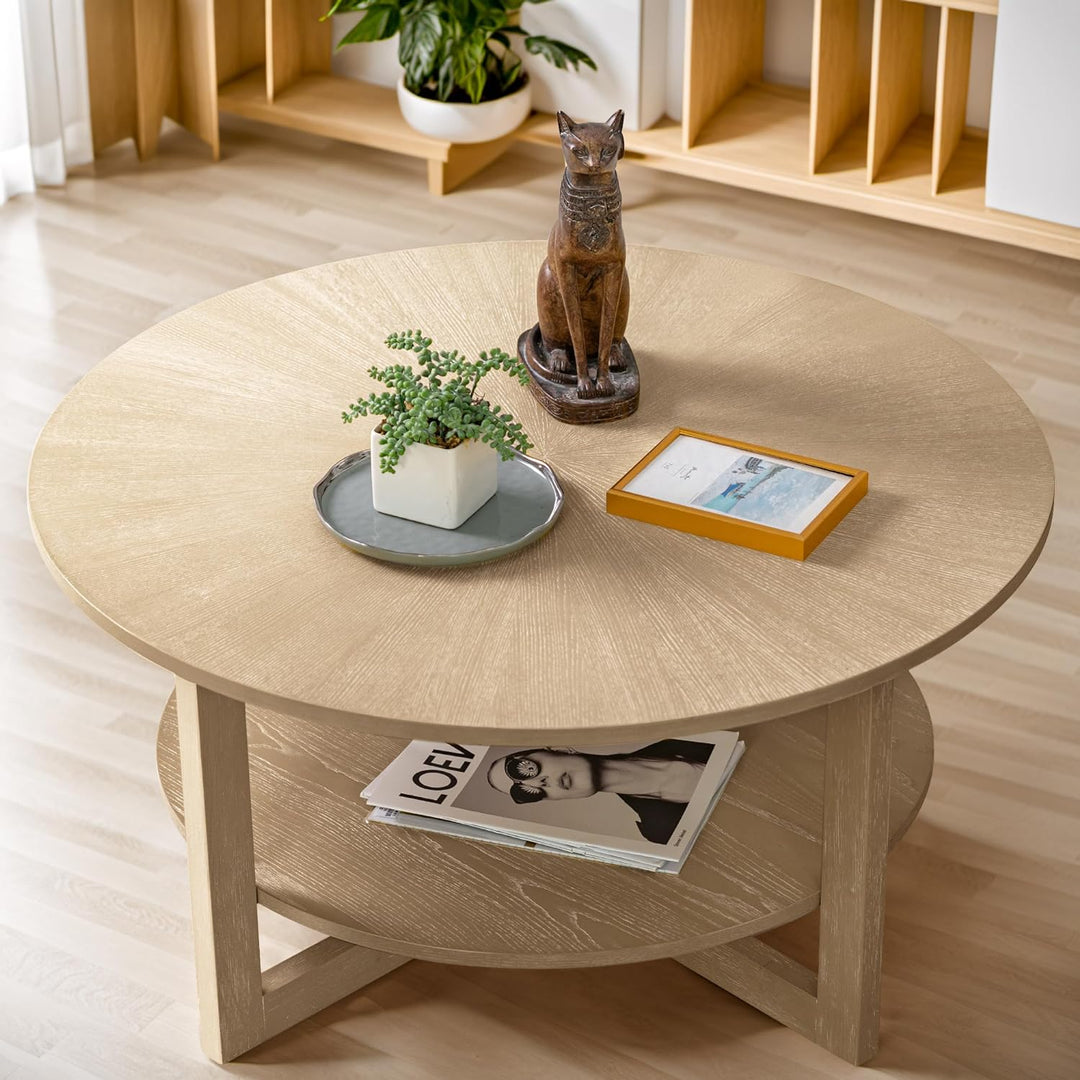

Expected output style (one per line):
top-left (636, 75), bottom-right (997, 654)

top-left (622, 435), bottom-right (850, 535)
top-left (691, 454), bottom-right (840, 532)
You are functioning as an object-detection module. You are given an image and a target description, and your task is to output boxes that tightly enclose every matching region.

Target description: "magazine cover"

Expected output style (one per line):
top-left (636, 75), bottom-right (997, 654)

top-left (368, 740), bottom-right (744, 874)
top-left (362, 730), bottom-right (741, 862)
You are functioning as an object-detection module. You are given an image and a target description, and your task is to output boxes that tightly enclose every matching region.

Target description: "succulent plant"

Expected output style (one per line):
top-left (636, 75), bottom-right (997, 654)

top-left (343, 329), bottom-right (534, 473)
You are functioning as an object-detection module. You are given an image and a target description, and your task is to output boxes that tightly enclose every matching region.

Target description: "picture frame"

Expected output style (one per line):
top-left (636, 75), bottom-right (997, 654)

top-left (606, 428), bottom-right (868, 561)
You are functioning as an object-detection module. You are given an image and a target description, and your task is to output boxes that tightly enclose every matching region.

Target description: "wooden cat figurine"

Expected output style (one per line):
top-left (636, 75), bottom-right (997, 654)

top-left (518, 110), bottom-right (639, 424)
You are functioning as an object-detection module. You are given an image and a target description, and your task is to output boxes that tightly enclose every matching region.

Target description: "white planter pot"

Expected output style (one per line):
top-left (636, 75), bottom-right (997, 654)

top-left (396, 77), bottom-right (532, 143)
top-left (370, 429), bottom-right (498, 530)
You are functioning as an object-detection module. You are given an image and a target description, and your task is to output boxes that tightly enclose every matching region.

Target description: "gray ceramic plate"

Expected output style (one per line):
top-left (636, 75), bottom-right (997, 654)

top-left (313, 450), bottom-right (564, 566)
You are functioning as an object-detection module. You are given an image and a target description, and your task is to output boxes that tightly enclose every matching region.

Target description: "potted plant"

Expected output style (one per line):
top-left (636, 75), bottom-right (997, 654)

top-left (342, 329), bottom-right (534, 529)
top-left (324, 0), bottom-right (596, 143)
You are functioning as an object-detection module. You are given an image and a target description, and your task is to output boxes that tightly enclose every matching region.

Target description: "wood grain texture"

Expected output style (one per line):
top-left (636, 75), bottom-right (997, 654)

top-left (174, 0), bottom-right (220, 158)
top-left (261, 938), bottom-right (409, 1040)
top-left (267, 0), bottom-right (332, 102)
top-left (219, 68), bottom-right (454, 160)
top-left (683, 0), bottom-right (766, 150)
top-left (4, 124), bottom-right (1079, 1078)
top-left (679, 935), bottom-right (818, 1037)
top-left (132, 0), bottom-right (179, 161)
top-left (932, 6), bottom-right (975, 195)
top-left (28, 243), bottom-right (1053, 742)
top-left (815, 681), bottom-right (894, 1062)
top-left (428, 134), bottom-right (524, 195)
top-left (156, 675), bottom-right (933, 966)
top-left (174, 681), bottom-right (263, 1061)
top-left (215, 0), bottom-right (265, 86)
top-left (684, 682), bottom-right (898, 1063)
top-left (810, 0), bottom-right (865, 172)
top-left (175, 681), bottom-right (409, 1061)
top-left (869, 0), bottom-right (925, 181)
top-left (84, 0), bottom-right (138, 154)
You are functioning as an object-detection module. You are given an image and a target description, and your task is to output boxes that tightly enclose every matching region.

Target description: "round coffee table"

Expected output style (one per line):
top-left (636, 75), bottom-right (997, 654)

top-left (28, 242), bottom-right (1053, 1066)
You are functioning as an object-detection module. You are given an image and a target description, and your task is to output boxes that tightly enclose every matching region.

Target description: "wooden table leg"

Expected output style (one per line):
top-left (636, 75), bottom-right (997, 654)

top-left (677, 681), bottom-right (895, 1066)
top-left (815, 679), bottom-right (894, 1063)
top-left (176, 679), bottom-right (409, 1063)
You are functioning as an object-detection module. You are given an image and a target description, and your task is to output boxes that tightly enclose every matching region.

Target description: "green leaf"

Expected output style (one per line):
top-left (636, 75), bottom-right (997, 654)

top-left (321, 0), bottom-right (353, 18)
top-left (453, 54), bottom-right (487, 103)
top-left (348, 329), bottom-right (535, 468)
top-left (502, 55), bottom-right (523, 90)
top-left (399, 8), bottom-right (442, 84)
top-left (524, 35), bottom-right (596, 72)
top-left (436, 53), bottom-right (453, 100)
top-left (337, 4), bottom-right (401, 46)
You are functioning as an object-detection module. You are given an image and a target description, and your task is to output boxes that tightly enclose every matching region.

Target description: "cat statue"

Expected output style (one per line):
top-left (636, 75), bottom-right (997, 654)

top-left (518, 110), bottom-right (639, 424)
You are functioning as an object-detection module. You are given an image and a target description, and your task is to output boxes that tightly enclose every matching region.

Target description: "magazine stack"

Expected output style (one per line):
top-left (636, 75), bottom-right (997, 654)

top-left (363, 730), bottom-right (745, 873)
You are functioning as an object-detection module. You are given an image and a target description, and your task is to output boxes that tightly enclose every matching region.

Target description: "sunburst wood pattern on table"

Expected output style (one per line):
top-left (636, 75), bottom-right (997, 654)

top-left (27, 243), bottom-right (1051, 742)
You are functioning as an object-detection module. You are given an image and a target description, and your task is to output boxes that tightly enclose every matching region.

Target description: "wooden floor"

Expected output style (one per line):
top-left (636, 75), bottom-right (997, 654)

top-left (2, 118), bottom-right (1078, 1079)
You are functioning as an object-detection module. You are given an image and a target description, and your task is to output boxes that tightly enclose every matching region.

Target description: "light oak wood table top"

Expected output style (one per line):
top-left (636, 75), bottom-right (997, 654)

top-left (28, 241), bottom-right (1053, 743)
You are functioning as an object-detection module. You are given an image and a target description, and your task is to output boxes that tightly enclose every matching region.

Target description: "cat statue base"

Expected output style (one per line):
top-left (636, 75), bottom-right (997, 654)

top-left (519, 109), bottom-right (640, 425)
top-left (518, 325), bottom-right (639, 424)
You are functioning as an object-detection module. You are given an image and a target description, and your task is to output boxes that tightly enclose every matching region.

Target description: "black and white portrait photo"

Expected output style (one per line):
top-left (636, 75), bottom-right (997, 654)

top-left (454, 738), bottom-right (716, 846)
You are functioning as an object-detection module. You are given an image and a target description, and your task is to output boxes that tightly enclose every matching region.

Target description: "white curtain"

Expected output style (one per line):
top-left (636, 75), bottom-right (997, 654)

top-left (1, 0), bottom-right (93, 205)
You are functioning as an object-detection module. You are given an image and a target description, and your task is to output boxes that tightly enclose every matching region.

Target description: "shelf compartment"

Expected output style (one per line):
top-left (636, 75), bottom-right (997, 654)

top-left (869, 0), bottom-right (989, 196)
top-left (520, 106), bottom-right (1077, 257)
top-left (218, 67), bottom-right (522, 196)
top-left (810, 0), bottom-right (871, 172)
top-left (267, 0), bottom-right (331, 102)
top-left (868, 0), bottom-right (926, 182)
top-left (935, 129), bottom-right (988, 197)
top-left (931, 4), bottom-right (975, 194)
top-left (214, 0), bottom-right (266, 87)
top-left (219, 67), bottom-right (443, 158)
top-left (157, 674), bottom-right (933, 968)
top-left (847, 113), bottom-right (985, 199)
top-left (684, 0), bottom-right (768, 150)
top-left (684, 81), bottom-right (812, 177)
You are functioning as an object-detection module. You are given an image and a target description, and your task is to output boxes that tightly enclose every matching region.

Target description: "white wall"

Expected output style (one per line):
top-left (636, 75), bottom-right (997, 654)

top-left (330, 17), bottom-right (400, 87)
top-left (762, 0), bottom-right (814, 89)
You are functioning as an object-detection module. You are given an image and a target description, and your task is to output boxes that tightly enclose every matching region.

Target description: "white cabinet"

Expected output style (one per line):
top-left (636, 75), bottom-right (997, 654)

top-left (521, 0), bottom-right (669, 131)
top-left (985, 0), bottom-right (1080, 228)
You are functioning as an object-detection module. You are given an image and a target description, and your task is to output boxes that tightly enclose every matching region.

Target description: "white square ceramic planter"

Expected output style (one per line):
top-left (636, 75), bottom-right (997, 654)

top-left (370, 429), bottom-right (498, 530)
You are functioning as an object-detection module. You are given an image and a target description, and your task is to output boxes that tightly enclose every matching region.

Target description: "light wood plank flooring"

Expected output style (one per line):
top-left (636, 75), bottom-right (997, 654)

top-left (2, 119), bottom-right (1078, 1079)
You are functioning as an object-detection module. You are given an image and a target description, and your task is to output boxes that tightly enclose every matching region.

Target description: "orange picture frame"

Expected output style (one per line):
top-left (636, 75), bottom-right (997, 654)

top-left (606, 428), bottom-right (868, 561)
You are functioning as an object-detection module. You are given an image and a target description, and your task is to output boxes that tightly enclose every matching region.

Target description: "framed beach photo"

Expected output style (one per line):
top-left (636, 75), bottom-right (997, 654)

top-left (607, 429), bottom-right (868, 560)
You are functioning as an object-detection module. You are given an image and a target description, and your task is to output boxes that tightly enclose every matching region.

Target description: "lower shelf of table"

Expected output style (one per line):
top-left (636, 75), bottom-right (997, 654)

top-left (156, 674), bottom-right (933, 969)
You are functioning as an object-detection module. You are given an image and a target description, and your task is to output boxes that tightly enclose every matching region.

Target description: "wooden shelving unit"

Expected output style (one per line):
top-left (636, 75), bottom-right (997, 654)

top-left (84, 0), bottom-right (1080, 258)
top-left (86, 0), bottom-right (518, 195)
